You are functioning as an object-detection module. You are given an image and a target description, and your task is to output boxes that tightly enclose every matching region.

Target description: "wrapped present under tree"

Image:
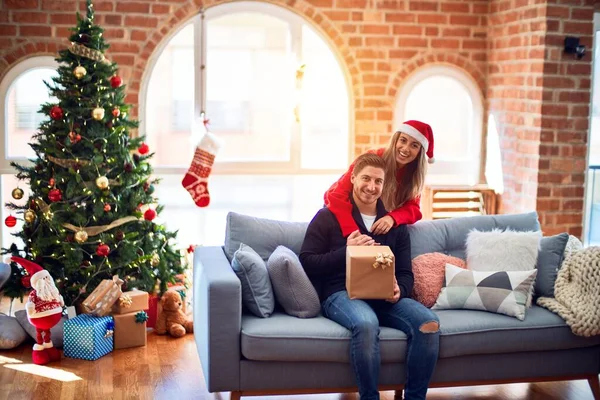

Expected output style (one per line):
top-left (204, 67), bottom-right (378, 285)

top-left (113, 290), bottom-right (149, 314)
top-left (113, 310), bottom-right (148, 349)
top-left (81, 275), bottom-right (123, 316)
top-left (64, 314), bottom-right (114, 361)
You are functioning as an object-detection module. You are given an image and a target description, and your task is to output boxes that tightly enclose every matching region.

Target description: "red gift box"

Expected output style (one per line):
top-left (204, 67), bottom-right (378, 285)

top-left (145, 294), bottom-right (159, 329)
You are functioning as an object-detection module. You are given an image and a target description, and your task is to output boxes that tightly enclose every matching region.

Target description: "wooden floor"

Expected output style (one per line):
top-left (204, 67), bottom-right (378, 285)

top-left (0, 298), bottom-right (597, 400)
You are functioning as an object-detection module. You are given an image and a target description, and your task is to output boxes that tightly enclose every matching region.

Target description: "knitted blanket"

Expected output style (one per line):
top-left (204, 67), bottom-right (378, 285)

top-left (537, 246), bottom-right (600, 337)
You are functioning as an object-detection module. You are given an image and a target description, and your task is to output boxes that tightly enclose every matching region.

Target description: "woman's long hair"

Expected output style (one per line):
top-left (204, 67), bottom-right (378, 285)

top-left (381, 131), bottom-right (428, 211)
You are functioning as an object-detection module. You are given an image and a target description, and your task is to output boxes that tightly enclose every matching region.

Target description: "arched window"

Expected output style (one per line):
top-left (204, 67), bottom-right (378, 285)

top-left (143, 1), bottom-right (350, 173)
top-left (394, 65), bottom-right (483, 185)
top-left (142, 2), bottom-right (351, 244)
top-left (0, 56), bottom-right (59, 248)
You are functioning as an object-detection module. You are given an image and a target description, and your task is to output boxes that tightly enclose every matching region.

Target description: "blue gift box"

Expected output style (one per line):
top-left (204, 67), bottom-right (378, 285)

top-left (64, 314), bottom-right (114, 360)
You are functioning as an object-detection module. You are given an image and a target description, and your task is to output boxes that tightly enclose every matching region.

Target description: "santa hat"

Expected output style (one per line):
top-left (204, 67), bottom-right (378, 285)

top-left (11, 256), bottom-right (49, 288)
top-left (397, 120), bottom-right (435, 164)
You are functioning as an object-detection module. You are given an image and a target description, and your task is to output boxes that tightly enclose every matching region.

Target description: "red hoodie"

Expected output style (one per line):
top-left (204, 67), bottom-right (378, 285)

top-left (324, 148), bottom-right (422, 237)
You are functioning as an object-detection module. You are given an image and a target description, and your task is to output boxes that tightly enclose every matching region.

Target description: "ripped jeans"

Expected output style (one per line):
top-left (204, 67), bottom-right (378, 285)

top-left (322, 291), bottom-right (440, 400)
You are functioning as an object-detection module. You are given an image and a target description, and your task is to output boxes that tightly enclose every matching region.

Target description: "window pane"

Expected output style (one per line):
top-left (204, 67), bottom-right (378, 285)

top-left (405, 76), bottom-right (473, 161)
top-left (300, 26), bottom-right (349, 169)
top-left (146, 23), bottom-right (195, 167)
top-left (206, 13), bottom-right (294, 162)
top-left (6, 68), bottom-right (57, 159)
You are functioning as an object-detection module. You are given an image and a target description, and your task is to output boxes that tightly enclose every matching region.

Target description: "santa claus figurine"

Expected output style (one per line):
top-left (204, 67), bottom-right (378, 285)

top-left (12, 256), bottom-right (64, 365)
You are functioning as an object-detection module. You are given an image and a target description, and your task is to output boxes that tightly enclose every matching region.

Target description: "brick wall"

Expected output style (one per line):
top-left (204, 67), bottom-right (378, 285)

top-left (0, 0), bottom-right (596, 235)
top-left (488, 0), bottom-right (594, 236)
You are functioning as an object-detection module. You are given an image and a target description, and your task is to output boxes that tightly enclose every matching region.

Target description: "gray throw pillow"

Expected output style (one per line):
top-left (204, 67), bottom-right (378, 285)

top-left (0, 314), bottom-right (29, 349)
top-left (15, 310), bottom-right (67, 348)
top-left (267, 246), bottom-right (320, 318)
top-left (231, 243), bottom-right (275, 318)
top-left (535, 233), bottom-right (569, 298)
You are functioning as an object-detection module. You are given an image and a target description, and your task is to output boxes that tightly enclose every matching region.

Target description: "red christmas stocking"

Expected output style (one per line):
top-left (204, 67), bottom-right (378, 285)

top-left (182, 132), bottom-right (222, 207)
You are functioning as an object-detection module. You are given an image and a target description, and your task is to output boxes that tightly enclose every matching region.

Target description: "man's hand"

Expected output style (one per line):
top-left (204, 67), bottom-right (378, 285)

top-left (347, 230), bottom-right (378, 246)
top-left (386, 278), bottom-right (400, 303)
top-left (371, 215), bottom-right (394, 235)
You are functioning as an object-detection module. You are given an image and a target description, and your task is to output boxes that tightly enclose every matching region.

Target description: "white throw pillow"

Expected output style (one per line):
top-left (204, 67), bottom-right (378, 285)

top-left (466, 228), bottom-right (541, 272)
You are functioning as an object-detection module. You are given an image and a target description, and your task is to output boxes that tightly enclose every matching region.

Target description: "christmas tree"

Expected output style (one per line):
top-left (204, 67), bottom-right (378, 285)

top-left (2, 0), bottom-right (185, 307)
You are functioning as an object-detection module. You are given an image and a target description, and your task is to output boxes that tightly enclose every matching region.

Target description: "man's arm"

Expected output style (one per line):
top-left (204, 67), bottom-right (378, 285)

top-left (392, 225), bottom-right (414, 299)
top-left (300, 209), bottom-right (346, 279)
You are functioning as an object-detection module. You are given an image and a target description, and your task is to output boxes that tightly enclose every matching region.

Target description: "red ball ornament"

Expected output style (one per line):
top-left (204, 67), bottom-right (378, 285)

top-left (144, 208), bottom-right (156, 221)
top-left (48, 188), bottom-right (62, 202)
top-left (110, 75), bottom-right (122, 88)
top-left (112, 108), bottom-right (120, 117)
top-left (50, 105), bottom-right (64, 120)
top-left (138, 143), bottom-right (149, 155)
top-left (96, 243), bottom-right (110, 257)
top-left (49, 178), bottom-right (55, 186)
top-left (104, 203), bottom-right (111, 212)
top-left (21, 275), bottom-right (31, 288)
top-left (4, 215), bottom-right (16, 227)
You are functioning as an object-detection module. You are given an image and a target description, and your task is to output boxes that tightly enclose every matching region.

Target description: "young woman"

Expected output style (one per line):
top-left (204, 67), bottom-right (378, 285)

top-left (325, 120), bottom-right (435, 236)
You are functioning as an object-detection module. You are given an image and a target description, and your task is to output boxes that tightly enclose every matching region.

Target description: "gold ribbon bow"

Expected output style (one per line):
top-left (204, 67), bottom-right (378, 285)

top-left (118, 294), bottom-right (133, 308)
top-left (372, 253), bottom-right (393, 270)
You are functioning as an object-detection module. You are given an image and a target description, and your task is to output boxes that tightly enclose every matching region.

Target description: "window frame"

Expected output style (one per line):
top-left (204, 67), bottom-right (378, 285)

top-left (394, 64), bottom-right (484, 185)
top-left (0, 56), bottom-right (59, 174)
top-left (139, 1), bottom-right (353, 176)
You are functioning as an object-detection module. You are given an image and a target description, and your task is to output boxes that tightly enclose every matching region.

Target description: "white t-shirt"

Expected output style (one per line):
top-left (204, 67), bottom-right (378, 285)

top-left (361, 213), bottom-right (376, 232)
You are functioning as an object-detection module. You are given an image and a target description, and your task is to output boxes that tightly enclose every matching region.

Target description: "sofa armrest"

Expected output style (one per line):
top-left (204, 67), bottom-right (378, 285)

top-left (193, 246), bottom-right (241, 392)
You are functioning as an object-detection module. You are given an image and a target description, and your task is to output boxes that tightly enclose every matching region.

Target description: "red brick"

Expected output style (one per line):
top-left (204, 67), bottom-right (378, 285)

top-left (426, 27), bottom-right (438, 36)
top-left (377, 110), bottom-right (393, 120)
top-left (104, 29), bottom-right (127, 40)
top-left (450, 15), bottom-right (479, 26)
top-left (324, 11), bottom-right (349, 21)
top-left (431, 39), bottom-right (460, 49)
top-left (442, 27), bottom-right (471, 37)
top-left (49, 13), bottom-right (75, 24)
top-left (463, 40), bottom-right (486, 50)
top-left (571, 7), bottom-right (594, 21)
top-left (104, 14), bottom-right (122, 25)
top-left (336, 0), bottom-right (367, 8)
top-left (5, 0), bottom-right (39, 9)
top-left (417, 14), bottom-right (447, 24)
top-left (409, 1), bottom-right (438, 11)
top-left (306, 0), bottom-right (333, 6)
top-left (558, 91), bottom-right (590, 103)
top-left (546, 5), bottom-right (570, 18)
top-left (12, 12), bottom-right (48, 23)
top-left (41, 0), bottom-right (75, 11)
top-left (124, 16), bottom-right (159, 28)
top-left (397, 37), bottom-right (427, 47)
top-left (393, 25), bottom-right (422, 35)
top-left (365, 37), bottom-right (394, 47)
top-left (441, 2), bottom-right (469, 13)
top-left (364, 86), bottom-right (386, 96)
top-left (152, 4), bottom-right (171, 14)
top-left (360, 25), bottom-right (389, 35)
top-left (130, 30), bottom-right (147, 41)
top-left (389, 49), bottom-right (418, 59)
top-left (563, 21), bottom-right (593, 35)
top-left (348, 37), bottom-right (363, 46)
top-left (116, 2), bottom-right (150, 13)
top-left (384, 13), bottom-right (415, 23)
top-left (19, 25), bottom-right (51, 36)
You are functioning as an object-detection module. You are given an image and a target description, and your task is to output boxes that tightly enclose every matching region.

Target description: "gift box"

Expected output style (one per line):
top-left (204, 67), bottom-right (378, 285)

top-left (346, 245), bottom-right (395, 299)
top-left (145, 294), bottom-right (159, 329)
top-left (113, 311), bottom-right (148, 349)
top-left (64, 314), bottom-right (114, 360)
top-left (82, 275), bottom-right (124, 316)
top-left (112, 290), bottom-right (149, 314)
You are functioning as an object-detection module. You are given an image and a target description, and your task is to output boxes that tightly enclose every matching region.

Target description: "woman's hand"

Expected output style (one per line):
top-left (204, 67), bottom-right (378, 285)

top-left (371, 215), bottom-right (394, 235)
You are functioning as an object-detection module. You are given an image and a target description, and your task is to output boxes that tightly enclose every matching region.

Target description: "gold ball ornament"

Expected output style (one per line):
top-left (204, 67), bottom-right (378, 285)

top-left (95, 176), bottom-right (109, 190)
top-left (24, 209), bottom-right (36, 223)
top-left (92, 107), bottom-right (105, 121)
top-left (74, 66), bottom-right (87, 79)
top-left (12, 187), bottom-right (24, 200)
top-left (74, 230), bottom-right (88, 243)
top-left (151, 253), bottom-right (160, 267)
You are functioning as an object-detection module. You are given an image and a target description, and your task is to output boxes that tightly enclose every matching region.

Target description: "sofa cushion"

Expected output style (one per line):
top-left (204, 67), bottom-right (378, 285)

top-left (408, 212), bottom-right (540, 260)
top-left (15, 310), bottom-right (67, 348)
top-left (239, 306), bottom-right (600, 363)
top-left (267, 246), bottom-right (320, 318)
top-left (535, 233), bottom-right (569, 298)
top-left (432, 264), bottom-right (537, 320)
top-left (465, 229), bottom-right (541, 272)
top-left (411, 253), bottom-right (466, 308)
top-left (231, 243), bottom-right (275, 318)
top-left (241, 312), bottom-right (408, 363)
top-left (224, 212), bottom-right (309, 262)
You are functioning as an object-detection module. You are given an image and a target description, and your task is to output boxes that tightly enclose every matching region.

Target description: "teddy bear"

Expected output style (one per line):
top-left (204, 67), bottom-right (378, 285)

top-left (155, 290), bottom-right (193, 338)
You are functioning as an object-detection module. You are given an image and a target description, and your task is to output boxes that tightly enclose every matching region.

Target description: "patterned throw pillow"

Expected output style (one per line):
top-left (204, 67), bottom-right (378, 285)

top-left (411, 253), bottom-right (466, 308)
top-left (267, 246), bottom-right (320, 318)
top-left (433, 263), bottom-right (538, 320)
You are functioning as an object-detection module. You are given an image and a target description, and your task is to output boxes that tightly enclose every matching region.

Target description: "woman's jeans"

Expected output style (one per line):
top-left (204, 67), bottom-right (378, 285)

top-left (322, 291), bottom-right (440, 400)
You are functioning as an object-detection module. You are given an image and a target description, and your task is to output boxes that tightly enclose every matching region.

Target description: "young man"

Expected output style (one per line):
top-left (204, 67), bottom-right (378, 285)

top-left (300, 153), bottom-right (440, 400)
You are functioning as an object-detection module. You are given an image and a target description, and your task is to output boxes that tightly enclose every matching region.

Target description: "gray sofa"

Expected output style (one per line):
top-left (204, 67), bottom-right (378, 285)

top-left (193, 211), bottom-right (600, 400)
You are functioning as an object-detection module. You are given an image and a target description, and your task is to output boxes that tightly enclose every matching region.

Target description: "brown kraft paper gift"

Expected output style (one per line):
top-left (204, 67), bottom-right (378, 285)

top-left (113, 311), bottom-right (148, 349)
top-left (346, 246), bottom-right (395, 300)
top-left (113, 290), bottom-right (149, 314)
top-left (81, 275), bottom-right (124, 316)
